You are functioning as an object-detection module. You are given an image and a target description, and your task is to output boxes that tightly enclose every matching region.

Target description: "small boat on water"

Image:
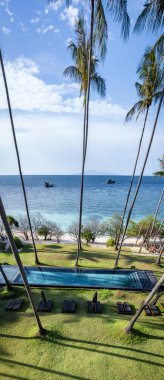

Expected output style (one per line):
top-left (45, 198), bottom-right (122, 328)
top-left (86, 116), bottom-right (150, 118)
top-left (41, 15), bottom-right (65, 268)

top-left (44, 182), bottom-right (54, 188)
top-left (106, 178), bottom-right (115, 184)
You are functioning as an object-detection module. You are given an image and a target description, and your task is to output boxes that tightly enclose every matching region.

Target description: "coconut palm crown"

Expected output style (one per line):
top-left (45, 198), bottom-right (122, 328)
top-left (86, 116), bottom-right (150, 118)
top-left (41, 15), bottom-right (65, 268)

top-left (63, 17), bottom-right (106, 102)
top-left (153, 155), bottom-right (164, 176)
top-left (125, 47), bottom-right (164, 121)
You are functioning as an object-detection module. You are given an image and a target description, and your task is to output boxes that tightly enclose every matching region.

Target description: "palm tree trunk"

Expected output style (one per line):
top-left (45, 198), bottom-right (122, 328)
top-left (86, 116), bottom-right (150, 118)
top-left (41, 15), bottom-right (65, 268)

top-left (125, 274), bottom-right (164, 334)
top-left (154, 219), bottom-right (164, 243)
top-left (0, 264), bottom-right (13, 291)
top-left (139, 223), bottom-right (152, 252)
top-left (0, 197), bottom-right (45, 335)
top-left (75, 0), bottom-right (95, 266)
top-left (115, 106), bottom-right (149, 250)
top-left (135, 225), bottom-right (143, 247)
top-left (148, 187), bottom-right (164, 241)
top-left (76, 95), bottom-right (87, 256)
top-left (0, 50), bottom-right (39, 265)
top-left (156, 243), bottom-right (164, 266)
top-left (115, 88), bottom-right (164, 268)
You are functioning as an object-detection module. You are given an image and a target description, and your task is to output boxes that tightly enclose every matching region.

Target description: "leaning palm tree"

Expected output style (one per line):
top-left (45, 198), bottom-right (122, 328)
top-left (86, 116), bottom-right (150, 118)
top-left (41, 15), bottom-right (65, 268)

top-left (115, 46), bottom-right (163, 250)
top-left (115, 87), bottom-right (164, 267)
top-left (134, 0), bottom-right (164, 33)
top-left (0, 197), bottom-right (45, 335)
top-left (125, 273), bottom-right (164, 334)
top-left (64, 17), bottom-right (106, 260)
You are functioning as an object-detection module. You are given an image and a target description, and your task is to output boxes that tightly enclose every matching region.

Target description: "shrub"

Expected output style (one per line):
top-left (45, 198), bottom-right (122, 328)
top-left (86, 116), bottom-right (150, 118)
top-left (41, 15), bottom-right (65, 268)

top-left (106, 237), bottom-right (115, 247)
top-left (81, 228), bottom-right (95, 244)
top-left (13, 236), bottom-right (23, 249)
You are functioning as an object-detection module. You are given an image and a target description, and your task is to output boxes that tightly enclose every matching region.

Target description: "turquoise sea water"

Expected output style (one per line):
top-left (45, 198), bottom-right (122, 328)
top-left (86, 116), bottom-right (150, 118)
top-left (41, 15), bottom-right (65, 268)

top-left (0, 175), bottom-right (163, 230)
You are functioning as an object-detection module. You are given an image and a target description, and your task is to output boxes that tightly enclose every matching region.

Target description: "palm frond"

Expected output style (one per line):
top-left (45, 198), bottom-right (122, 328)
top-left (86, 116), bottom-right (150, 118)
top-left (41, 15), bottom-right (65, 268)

top-left (153, 90), bottom-right (164, 104)
top-left (134, 1), bottom-right (164, 33)
top-left (153, 171), bottom-right (164, 176)
top-left (107, 0), bottom-right (130, 39)
top-left (95, 0), bottom-right (108, 59)
top-left (91, 73), bottom-right (106, 97)
top-left (63, 66), bottom-right (81, 82)
top-left (125, 100), bottom-right (145, 122)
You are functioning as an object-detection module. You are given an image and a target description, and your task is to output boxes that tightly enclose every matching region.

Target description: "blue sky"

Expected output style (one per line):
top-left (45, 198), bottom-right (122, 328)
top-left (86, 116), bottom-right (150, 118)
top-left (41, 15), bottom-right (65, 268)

top-left (0, 0), bottom-right (163, 175)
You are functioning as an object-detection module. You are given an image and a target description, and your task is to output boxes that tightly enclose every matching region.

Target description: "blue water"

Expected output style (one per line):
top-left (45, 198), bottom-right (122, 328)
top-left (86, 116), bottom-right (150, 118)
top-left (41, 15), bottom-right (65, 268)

top-left (1, 266), bottom-right (147, 289)
top-left (0, 175), bottom-right (163, 230)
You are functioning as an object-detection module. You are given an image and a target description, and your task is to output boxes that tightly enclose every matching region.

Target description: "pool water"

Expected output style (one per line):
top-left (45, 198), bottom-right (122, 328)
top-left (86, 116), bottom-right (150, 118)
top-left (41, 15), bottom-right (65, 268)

top-left (0, 266), bottom-right (157, 290)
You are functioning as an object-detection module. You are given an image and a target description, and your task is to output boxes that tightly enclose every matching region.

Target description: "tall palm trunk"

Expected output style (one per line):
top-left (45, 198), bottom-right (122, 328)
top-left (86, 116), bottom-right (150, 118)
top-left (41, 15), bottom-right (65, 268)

top-left (76, 0), bottom-right (95, 266)
top-left (156, 243), bottom-right (164, 266)
top-left (0, 197), bottom-right (45, 335)
top-left (125, 273), bottom-right (164, 334)
top-left (0, 264), bottom-right (12, 291)
top-left (153, 219), bottom-right (164, 243)
top-left (0, 50), bottom-right (39, 265)
top-left (135, 224), bottom-right (143, 246)
top-left (77, 95), bottom-right (87, 254)
top-left (115, 106), bottom-right (149, 250)
top-left (115, 88), bottom-right (164, 268)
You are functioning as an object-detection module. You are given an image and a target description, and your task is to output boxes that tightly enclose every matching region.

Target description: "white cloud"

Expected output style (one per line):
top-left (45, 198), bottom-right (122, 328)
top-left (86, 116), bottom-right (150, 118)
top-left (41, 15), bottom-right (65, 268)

top-left (45, 0), bottom-right (63, 14)
top-left (60, 5), bottom-right (78, 27)
top-left (30, 17), bottom-right (40, 24)
top-left (2, 26), bottom-right (11, 35)
top-left (37, 25), bottom-right (60, 35)
top-left (0, 56), bottom-right (127, 120)
top-left (20, 22), bottom-right (28, 32)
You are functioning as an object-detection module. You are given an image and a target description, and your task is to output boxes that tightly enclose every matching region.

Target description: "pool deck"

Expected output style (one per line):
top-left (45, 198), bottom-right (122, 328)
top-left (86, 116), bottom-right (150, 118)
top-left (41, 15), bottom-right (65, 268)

top-left (0, 265), bottom-right (158, 291)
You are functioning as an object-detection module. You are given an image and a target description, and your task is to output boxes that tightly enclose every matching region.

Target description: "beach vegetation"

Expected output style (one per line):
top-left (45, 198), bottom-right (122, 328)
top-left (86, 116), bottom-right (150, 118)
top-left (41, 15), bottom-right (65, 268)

top-left (81, 228), bottom-right (95, 244)
top-left (100, 213), bottom-right (123, 245)
top-left (106, 237), bottom-right (115, 247)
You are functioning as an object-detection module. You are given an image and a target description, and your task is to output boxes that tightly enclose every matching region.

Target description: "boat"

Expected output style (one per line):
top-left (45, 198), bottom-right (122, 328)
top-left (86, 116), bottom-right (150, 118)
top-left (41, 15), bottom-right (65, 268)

top-left (44, 182), bottom-right (54, 188)
top-left (106, 178), bottom-right (115, 184)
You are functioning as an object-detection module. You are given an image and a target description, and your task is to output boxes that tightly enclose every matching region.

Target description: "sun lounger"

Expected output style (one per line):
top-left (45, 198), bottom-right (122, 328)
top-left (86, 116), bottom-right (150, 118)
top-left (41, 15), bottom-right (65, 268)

top-left (62, 300), bottom-right (69, 313)
top-left (87, 301), bottom-right (101, 313)
top-left (12, 298), bottom-right (24, 311)
top-left (149, 304), bottom-right (161, 316)
top-left (5, 299), bottom-right (16, 311)
top-left (117, 302), bottom-right (125, 314)
top-left (68, 300), bottom-right (76, 313)
top-left (95, 301), bottom-right (102, 313)
top-left (44, 300), bottom-right (53, 312)
top-left (144, 305), bottom-right (152, 316)
top-left (124, 302), bottom-right (132, 314)
top-left (37, 299), bottom-right (45, 312)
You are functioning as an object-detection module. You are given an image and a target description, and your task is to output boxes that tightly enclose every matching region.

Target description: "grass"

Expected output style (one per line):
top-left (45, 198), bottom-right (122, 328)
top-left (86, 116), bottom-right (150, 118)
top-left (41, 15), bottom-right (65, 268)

top-left (0, 243), bottom-right (163, 380)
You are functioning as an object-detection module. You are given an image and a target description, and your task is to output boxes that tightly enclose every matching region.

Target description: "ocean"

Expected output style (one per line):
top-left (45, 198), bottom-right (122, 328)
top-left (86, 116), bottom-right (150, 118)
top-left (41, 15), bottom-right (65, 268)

top-left (0, 175), bottom-right (164, 231)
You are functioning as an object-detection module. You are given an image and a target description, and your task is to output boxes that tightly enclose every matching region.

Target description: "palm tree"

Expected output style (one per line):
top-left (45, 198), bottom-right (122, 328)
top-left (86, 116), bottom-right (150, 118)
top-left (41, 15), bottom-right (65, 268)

top-left (156, 243), bottom-right (164, 265)
top-left (134, 0), bottom-right (164, 33)
top-left (0, 50), bottom-right (39, 265)
top-left (0, 197), bottom-right (45, 335)
top-left (153, 154), bottom-right (164, 176)
top-left (125, 273), bottom-right (164, 334)
top-left (115, 87), bottom-right (164, 267)
top-left (115, 46), bottom-right (163, 250)
top-left (64, 17), bottom-right (106, 258)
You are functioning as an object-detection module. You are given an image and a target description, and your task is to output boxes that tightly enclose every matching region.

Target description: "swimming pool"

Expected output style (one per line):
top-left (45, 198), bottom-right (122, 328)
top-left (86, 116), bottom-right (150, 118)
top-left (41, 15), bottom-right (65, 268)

top-left (0, 266), bottom-right (157, 291)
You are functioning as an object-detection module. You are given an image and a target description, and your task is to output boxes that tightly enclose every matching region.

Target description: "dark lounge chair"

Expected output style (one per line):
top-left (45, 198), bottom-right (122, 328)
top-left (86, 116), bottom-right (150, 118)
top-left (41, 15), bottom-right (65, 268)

top-left (149, 304), bottom-right (161, 316)
top-left (117, 302), bottom-right (125, 314)
top-left (44, 300), bottom-right (53, 312)
top-left (62, 300), bottom-right (69, 312)
top-left (144, 305), bottom-right (152, 316)
top-left (37, 299), bottom-right (45, 312)
top-left (12, 298), bottom-right (24, 311)
top-left (124, 302), bottom-right (132, 314)
top-left (87, 292), bottom-right (102, 314)
top-left (68, 300), bottom-right (76, 313)
top-left (5, 299), bottom-right (16, 311)
top-left (37, 291), bottom-right (53, 312)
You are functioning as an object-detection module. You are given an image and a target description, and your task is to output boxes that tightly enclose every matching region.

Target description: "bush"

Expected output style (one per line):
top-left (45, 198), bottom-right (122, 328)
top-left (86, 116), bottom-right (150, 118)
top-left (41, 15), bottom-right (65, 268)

top-left (81, 228), bottom-right (95, 244)
top-left (106, 237), bottom-right (115, 247)
top-left (13, 236), bottom-right (23, 248)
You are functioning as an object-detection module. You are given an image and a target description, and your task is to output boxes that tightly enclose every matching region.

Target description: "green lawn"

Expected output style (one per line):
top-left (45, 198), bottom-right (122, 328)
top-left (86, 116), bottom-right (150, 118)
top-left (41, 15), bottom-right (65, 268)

top-left (0, 244), bottom-right (163, 380)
